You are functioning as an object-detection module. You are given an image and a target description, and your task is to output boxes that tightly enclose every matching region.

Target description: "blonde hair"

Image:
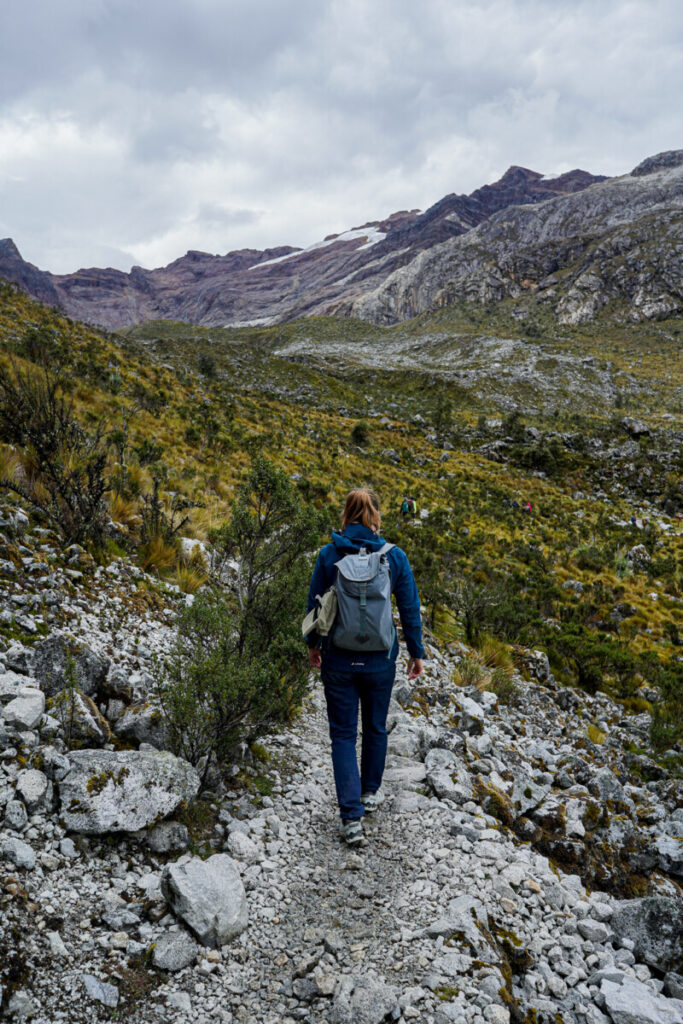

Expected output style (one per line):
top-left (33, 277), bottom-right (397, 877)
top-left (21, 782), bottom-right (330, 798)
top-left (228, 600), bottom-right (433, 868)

top-left (341, 488), bottom-right (381, 532)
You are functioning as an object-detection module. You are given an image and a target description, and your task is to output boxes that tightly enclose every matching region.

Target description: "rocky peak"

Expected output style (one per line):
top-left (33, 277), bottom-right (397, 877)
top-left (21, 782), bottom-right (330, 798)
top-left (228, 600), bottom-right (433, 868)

top-left (0, 237), bottom-right (22, 260)
top-left (631, 149), bottom-right (683, 177)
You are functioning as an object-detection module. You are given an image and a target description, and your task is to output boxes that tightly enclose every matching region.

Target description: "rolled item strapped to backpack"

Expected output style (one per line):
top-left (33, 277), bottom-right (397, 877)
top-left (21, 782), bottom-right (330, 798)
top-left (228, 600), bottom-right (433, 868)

top-left (302, 585), bottom-right (338, 639)
top-left (332, 543), bottom-right (395, 652)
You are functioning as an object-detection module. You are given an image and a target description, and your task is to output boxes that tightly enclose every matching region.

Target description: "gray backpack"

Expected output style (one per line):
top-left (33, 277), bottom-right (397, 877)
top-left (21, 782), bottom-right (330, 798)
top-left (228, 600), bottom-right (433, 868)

top-left (332, 543), bottom-right (395, 652)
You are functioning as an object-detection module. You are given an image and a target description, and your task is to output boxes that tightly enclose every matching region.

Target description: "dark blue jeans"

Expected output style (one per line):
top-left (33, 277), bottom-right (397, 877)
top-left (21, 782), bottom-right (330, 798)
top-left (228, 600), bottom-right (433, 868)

top-left (321, 661), bottom-right (396, 821)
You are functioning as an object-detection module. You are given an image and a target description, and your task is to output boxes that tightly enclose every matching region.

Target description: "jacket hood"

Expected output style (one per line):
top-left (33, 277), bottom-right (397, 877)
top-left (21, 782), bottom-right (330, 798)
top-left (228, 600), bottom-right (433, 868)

top-left (331, 523), bottom-right (388, 553)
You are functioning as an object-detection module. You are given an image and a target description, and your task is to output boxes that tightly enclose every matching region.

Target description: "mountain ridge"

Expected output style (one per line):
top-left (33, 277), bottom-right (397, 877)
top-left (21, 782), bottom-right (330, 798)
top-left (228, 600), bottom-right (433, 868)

top-left (0, 163), bottom-right (608, 330)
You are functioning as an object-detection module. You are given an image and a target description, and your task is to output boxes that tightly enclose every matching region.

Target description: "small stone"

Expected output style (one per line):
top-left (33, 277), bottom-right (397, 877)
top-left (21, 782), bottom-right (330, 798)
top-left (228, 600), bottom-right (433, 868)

top-left (16, 768), bottom-right (50, 810)
top-left (226, 830), bottom-right (260, 863)
top-left (47, 931), bottom-right (68, 957)
top-left (578, 919), bottom-right (611, 943)
top-left (166, 991), bottom-right (192, 1013)
top-left (6, 989), bottom-right (36, 1019)
top-left (1, 836), bottom-right (35, 870)
top-left (81, 974), bottom-right (119, 1008)
top-left (4, 799), bottom-right (28, 832)
top-left (152, 929), bottom-right (199, 971)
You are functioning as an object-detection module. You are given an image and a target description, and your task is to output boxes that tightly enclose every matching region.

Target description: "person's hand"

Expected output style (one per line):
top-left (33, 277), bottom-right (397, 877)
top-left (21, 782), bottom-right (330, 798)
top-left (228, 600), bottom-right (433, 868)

top-left (407, 657), bottom-right (423, 680)
top-left (308, 648), bottom-right (322, 670)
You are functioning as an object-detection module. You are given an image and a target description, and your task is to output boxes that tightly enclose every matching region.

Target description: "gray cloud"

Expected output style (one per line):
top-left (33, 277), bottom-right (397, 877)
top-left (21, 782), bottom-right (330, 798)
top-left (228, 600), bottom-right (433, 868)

top-left (0, 0), bottom-right (681, 272)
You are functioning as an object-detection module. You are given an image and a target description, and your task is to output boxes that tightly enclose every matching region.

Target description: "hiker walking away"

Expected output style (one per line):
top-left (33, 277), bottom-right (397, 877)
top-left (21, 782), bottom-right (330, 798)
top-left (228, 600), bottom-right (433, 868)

top-left (306, 488), bottom-right (424, 846)
top-left (401, 496), bottom-right (417, 519)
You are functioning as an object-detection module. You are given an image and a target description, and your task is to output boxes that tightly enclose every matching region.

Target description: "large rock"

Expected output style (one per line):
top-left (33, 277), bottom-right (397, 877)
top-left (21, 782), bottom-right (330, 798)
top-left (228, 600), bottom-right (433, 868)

top-left (424, 747), bottom-right (473, 804)
top-left (601, 975), bottom-right (683, 1024)
top-left (32, 635), bottom-right (109, 697)
top-left (2, 687), bottom-right (45, 730)
top-left (329, 972), bottom-right (398, 1024)
top-left (161, 854), bottom-right (248, 948)
top-left (113, 700), bottom-right (168, 748)
top-left (427, 727), bottom-right (467, 757)
top-left (387, 721), bottom-right (424, 759)
top-left (0, 669), bottom-right (34, 704)
top-left (454, 695), bottom-right (486, 735)
top-left (621, 417), bottom-right (651, 439)
top-left (655, 834), bottom-right (683, 877)
top-left (627, 544), bottom-right (651, 572)
top-left (427, 894), bottom-right (490, 954)
top-left (81, 974), bottom-right (119, 1008)
top-left (59, 750), bottom-right (200, 834)
top-left (611, 897), bottom-right (683, 973)
top-left (147, 821), bottom-right (191, 854)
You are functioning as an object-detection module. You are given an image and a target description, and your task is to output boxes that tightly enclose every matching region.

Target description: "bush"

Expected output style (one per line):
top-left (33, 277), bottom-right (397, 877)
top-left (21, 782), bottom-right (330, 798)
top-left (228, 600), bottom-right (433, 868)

top-left (574, 545), bottom-right (604, 571)
top-left (155, 455), bottom-right (324, 783)
top-left (0, 362), bottom-right (110, 545)
top-left (350, 420), bottom-right (370, 446)
top-left (197, 352), bottom-right (217, 378)
top-left (648, 658), bottom-right (683, 752)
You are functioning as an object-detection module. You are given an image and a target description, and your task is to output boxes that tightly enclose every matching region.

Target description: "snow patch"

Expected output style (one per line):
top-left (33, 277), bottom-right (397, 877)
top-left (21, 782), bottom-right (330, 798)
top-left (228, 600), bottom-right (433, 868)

top-left (223, 317), bottom-right (276, 328)
top-left (248, 227), bottom-right (386, 270)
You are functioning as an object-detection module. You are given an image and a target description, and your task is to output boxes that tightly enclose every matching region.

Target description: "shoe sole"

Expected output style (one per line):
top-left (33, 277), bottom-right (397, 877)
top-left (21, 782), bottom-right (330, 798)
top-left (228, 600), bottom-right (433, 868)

top-left (361, 794), bottom-right (384, 813)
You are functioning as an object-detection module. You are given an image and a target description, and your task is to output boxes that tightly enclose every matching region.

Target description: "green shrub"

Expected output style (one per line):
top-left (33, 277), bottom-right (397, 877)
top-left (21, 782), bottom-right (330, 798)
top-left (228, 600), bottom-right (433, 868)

top-left (0, 362), bottom-right (110, 545)
top-left (574, 545), bottom-right (604, 571)
top-left (155, 455), bottom-right (324, 783)
top-left (350, 420), bottom-right (370, 446)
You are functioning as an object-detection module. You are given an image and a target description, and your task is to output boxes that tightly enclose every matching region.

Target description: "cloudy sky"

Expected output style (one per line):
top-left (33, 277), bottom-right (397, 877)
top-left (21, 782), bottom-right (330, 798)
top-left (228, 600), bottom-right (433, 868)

top-left (1, 0), bottom-right (681, 274)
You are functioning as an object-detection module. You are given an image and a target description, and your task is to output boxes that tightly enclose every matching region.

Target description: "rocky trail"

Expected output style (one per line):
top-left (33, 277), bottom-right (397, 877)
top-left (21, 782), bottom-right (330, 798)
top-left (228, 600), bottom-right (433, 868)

top-left (0, 504), bottom-right (682, 1024)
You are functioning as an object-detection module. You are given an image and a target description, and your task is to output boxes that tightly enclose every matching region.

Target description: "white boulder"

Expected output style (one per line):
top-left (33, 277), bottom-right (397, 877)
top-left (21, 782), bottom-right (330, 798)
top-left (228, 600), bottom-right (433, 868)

top-left (161, 853), bottom-right (248, 948)
top-left (59, 749), bottom-right (200, 834)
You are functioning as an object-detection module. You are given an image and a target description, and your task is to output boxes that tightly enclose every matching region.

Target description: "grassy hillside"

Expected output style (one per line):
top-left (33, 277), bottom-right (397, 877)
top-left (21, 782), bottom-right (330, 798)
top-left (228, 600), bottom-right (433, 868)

top-left (1, 279), bottom-right (681, 761)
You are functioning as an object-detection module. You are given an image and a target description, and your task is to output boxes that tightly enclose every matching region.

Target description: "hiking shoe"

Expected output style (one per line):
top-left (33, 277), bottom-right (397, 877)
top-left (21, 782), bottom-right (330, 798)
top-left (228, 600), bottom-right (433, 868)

top-left (341, 818), bottom-right (366, 846)
top-left (361, 788), bottom-right (385, 813)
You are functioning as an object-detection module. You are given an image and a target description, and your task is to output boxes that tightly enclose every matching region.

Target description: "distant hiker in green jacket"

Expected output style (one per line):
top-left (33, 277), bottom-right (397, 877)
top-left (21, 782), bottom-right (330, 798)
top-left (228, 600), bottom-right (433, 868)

top-left (401, 497), bottom-right (417, 519)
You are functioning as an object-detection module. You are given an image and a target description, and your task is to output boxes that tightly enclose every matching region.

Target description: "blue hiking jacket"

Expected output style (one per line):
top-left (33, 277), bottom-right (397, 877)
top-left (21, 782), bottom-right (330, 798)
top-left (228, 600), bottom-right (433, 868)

top-left (306, 523), bottom-right (425, 672)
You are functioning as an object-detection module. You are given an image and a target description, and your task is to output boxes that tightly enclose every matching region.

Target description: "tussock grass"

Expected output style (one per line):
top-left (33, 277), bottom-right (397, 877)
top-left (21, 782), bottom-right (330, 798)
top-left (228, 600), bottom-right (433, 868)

top-left (586, 724), bottom-right (607, 745)
top-left (109, 493), bottom-right (140, 528)
top-left (174, 565), bottom-right (208, 594)
top-left (452, 658), bottom-right (485, 688)
top-left (139, 535), bottom-right (178, 573)
top-left (476, 635), bottom-right (514, 675)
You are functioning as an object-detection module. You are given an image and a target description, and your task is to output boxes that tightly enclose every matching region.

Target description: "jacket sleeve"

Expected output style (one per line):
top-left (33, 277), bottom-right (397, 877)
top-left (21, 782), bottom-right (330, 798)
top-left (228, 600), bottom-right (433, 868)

top-left (305, 550), bottom-right (328, 649)
top-left (391, 549), bottom-right (425, 659)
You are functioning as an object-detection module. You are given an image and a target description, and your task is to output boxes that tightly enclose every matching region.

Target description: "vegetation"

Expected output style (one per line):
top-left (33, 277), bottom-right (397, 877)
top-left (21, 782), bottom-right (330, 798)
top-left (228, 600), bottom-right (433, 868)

top-left (154, 456), bottom-right (324, 783)
top-left (0, 360), bottom-right (109, 545)
top-left (0, 279), bottom-right (680, 761)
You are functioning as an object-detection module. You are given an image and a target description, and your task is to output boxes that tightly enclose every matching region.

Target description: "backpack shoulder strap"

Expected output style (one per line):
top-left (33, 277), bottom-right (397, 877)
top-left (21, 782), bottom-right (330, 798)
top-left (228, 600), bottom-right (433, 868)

top-left (377, 542), bottom-right (395, 555)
